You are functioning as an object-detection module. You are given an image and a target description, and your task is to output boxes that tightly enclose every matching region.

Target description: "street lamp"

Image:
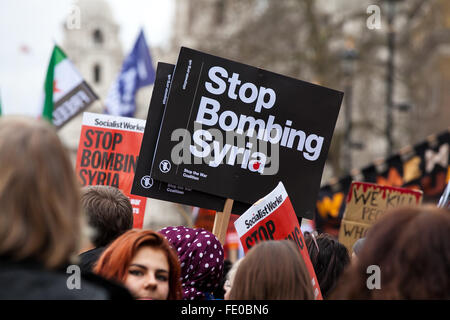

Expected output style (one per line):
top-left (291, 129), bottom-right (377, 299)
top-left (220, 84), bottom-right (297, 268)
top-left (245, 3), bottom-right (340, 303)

top-left (384, 0), bottom-right (403, 156)
top-left (341, 39), bottom-right (358, 173)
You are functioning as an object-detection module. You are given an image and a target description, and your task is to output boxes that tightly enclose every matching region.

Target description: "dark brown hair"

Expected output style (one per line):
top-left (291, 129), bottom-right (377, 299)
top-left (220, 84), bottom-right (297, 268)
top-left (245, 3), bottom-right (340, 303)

top-left (94, 229), bottom-right (183, 300)
top-left (0, 116), bottom-right (81, 268)
top-left (81, 185), bottom-right (133, 247)
top-left (330, 205), bottom-right (450, 299)
top-left (229, 240), bottom-right (314, 300)
top-left (304, 232), bottom-right (350, 298)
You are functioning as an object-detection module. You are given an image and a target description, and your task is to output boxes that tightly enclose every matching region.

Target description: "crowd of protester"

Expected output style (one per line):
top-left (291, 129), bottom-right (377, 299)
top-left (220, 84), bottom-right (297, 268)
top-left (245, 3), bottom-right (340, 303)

top-left (0, 115), bottom-right (449, 300)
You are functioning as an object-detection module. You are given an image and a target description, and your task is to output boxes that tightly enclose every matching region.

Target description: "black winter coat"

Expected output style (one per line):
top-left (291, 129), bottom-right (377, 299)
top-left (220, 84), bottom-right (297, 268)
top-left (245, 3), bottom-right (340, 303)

top-left (0, 259), bottom-right (132, 300)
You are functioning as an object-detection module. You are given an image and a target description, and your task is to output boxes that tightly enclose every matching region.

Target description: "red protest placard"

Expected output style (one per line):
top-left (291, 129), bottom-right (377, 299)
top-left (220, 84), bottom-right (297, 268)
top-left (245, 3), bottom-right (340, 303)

top-left (234, 182), bottom-right (323, 300)
top-left (76, 112), bottom-right (147, 228)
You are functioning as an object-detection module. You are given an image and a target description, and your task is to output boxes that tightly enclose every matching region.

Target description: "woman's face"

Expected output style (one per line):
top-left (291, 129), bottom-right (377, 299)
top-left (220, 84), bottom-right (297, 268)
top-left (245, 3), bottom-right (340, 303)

top-left (124, 246), bottom-right (170, 300)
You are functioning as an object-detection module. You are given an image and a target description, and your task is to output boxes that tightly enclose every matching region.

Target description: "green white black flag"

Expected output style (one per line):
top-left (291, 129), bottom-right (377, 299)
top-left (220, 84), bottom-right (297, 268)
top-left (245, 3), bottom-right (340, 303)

top-left (42, 45), bottom-right (98, 128)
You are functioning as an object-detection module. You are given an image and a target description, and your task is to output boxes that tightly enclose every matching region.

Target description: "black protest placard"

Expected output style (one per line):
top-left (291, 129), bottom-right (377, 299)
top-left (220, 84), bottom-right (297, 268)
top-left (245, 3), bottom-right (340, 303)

top-left (151, 48), bottom-right (343, 219)
top-left (131, 62), bottom-right (251, 214)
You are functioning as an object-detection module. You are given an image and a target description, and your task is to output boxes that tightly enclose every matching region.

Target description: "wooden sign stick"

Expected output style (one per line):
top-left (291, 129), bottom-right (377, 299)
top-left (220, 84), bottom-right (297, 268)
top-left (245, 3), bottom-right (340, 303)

top-left (212, 198), bottom-right (234, 245)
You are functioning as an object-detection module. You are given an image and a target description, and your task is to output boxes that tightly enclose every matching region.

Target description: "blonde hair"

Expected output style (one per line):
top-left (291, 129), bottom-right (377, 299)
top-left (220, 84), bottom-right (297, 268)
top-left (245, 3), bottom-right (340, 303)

top-left (0, 116), bottom-right (82, 268)
top-left (229, 240), bottom-right (314, 300)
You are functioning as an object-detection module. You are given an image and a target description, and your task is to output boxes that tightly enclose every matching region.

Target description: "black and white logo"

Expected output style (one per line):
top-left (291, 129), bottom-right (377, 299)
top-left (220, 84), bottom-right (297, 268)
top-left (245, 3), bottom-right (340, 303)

top-left (159, 160), bottom-right (171, 173)
top-left (140, 176), bottom-right (154, 189)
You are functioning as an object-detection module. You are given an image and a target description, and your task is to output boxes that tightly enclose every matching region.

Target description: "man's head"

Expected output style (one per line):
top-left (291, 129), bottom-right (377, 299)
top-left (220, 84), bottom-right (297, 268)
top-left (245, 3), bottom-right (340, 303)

top-left (81, 185), bottom-right (133, 248)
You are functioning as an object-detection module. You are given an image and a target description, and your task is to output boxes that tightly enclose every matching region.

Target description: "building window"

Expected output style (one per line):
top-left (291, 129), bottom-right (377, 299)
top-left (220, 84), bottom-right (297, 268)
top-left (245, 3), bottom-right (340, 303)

top-left (93, 29), bottom-right (103, 45)
top-left (93, 64), bottom-right (101, 84)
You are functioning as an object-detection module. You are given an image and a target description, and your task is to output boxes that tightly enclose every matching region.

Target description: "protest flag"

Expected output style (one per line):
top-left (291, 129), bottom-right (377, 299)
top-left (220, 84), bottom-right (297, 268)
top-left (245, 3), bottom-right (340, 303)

top-left (105, 29), bottom-right (155, 117)
top-left (42, 45), bottom-right (98, 128)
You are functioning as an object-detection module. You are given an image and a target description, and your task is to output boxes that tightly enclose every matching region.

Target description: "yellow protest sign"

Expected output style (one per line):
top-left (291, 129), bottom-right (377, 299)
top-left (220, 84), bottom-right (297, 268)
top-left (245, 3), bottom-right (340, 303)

top-left (339, 182), bottom-right (423, 254)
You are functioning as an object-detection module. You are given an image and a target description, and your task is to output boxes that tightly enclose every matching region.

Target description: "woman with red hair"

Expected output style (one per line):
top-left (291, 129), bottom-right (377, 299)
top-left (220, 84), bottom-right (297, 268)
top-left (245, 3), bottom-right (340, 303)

top-left (94, 229), bottom-right (182, 300)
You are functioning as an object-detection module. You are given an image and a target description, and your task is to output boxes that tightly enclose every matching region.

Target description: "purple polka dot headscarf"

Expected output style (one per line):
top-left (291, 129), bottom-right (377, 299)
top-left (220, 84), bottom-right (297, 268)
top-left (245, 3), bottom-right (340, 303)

top-left (159, 226), bottom-right (224, 300)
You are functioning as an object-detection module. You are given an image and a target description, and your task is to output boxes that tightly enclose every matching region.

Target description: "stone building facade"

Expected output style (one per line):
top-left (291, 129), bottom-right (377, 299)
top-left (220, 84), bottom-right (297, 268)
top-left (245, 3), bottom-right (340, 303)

top-left (59, 0), bottom-right (191, 230)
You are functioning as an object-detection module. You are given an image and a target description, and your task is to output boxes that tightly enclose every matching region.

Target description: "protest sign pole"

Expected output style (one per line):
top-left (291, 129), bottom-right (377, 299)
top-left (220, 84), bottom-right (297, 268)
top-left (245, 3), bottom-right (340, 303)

top-left (212, 198), bottom-right (234, 245)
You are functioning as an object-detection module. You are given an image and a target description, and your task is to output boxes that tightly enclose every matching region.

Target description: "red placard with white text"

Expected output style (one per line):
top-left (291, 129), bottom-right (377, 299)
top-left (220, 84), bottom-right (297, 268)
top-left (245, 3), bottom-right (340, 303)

top-left (234, 182), bottom-right (323, 300)
top-left (76, 112), bottom-right (147, 228)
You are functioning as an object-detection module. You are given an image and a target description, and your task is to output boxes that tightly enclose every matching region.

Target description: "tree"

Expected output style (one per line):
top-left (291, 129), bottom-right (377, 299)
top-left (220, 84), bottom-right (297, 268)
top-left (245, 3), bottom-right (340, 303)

top-left (169, 0), bottom-right (446, 178)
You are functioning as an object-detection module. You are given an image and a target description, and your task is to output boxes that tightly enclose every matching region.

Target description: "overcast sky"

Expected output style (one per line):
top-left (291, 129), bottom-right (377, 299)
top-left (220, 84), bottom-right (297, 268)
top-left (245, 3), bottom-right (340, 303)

top-left (0, 0), bottom-right (175, 116)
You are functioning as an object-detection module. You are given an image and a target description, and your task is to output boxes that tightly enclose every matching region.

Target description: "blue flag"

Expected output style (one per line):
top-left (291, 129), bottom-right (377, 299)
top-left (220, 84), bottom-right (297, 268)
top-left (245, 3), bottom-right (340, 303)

top-left (105, 29), bottom-right (155, 117)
